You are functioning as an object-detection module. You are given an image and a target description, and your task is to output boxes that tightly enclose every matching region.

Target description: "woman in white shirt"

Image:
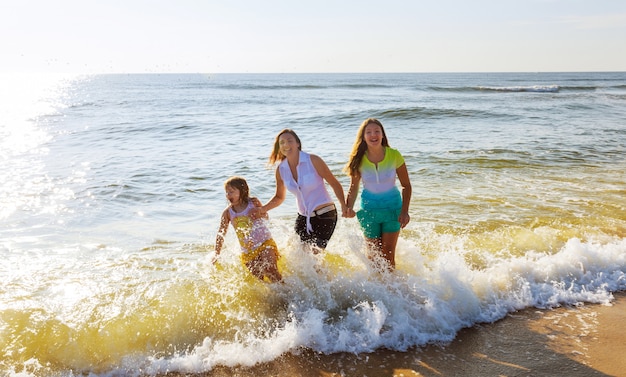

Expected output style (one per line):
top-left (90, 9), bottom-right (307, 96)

top-left (256, 129), bottom-right (350, 253)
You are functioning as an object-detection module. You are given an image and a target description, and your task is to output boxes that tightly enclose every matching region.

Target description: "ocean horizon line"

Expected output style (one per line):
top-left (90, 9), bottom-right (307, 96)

top-left (4, 70), bottom-right (626, 76)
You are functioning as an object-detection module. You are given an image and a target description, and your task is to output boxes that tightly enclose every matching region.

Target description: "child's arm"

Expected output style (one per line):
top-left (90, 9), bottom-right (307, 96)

top-left (214, 208), bottom-right (230, 263)
top-left (345, 173), bottom-right (361, 218)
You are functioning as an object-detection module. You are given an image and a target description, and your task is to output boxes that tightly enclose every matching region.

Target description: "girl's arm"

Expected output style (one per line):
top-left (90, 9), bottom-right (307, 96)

top-left (396, 163), bottom-right (412, 228)
top-left (214, 208), bottom-right (230, 260)
top-left (310, 154), bottom-right (349, 217)
top-left (345, 173), bottom-right (361, 218)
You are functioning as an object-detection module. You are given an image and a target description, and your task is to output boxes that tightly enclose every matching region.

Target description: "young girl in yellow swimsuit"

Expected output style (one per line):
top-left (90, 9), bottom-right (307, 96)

top-left (215, 176), bottom-right (282, 282)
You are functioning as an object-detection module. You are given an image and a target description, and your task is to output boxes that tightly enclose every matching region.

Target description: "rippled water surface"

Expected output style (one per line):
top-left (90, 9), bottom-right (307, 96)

top-left (1, 72), bottom-right (625, 376)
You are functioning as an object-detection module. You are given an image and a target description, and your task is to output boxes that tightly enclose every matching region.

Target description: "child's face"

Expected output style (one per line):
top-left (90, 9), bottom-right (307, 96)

top-left (225, 185), bottom-right (241, 205)
top-left (364, 123), bottom-right (383, 148)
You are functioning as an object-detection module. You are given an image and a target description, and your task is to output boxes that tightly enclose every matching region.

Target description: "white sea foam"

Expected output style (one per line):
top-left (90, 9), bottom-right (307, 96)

top-left (121, 233), bottom-right (626, 376)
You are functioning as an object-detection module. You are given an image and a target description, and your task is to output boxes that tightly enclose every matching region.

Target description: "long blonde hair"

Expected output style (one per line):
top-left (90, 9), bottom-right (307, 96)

top-left (268, 129), bottom-right (302, 165)
top-left (345, 118), bottom-right (390, 176)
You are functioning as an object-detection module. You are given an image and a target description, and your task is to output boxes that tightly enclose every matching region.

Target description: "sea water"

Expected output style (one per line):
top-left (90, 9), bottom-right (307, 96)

top-left (1, 72), bottom-right (625, 376)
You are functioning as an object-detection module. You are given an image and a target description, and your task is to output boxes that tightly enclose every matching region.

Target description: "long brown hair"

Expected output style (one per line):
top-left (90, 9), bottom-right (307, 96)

top-left (345, 118), bottom-right (390, 176)
top-left (224, 176), bottom-right (250, 204)
top-left (268, 129), bottom-right (302, 165)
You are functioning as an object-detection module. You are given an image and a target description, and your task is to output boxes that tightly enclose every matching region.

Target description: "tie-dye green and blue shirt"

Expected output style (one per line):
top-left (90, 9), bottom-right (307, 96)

top-left (361, 147), bottom-right (405, 193)
top-left (359, 147), bottom-right (405, 210)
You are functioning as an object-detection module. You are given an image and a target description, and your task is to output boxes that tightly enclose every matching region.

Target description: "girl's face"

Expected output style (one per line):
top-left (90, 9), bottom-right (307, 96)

top-left (363, 123), bottom-right (383, 148)
top-left (278, 133), bottom-right (299, 157)
top-left (224, 185), bottom-right (241, 205)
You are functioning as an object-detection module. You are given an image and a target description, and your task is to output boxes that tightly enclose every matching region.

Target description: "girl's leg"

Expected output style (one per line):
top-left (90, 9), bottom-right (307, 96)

top-left (360, 211), bottom-right (398, 270)
top-left (260, 248), bottom-right (282, 282)
top-left (246, 258), bottom-right (264, 281)
top-left (365, 236), bottom-right (382, 266)
top-left (247, 247), bottom-right (282, 283)
top-left (380, 231), bottom-right (400, 270)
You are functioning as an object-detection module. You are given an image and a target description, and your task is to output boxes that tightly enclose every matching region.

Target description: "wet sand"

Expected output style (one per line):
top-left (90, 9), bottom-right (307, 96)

top-left (174, 292), bottom-right (626, 377)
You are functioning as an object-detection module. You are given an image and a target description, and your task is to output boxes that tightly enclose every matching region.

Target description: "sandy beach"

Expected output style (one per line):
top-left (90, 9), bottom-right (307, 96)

top-left (192, 292), bottom-right (626, 377)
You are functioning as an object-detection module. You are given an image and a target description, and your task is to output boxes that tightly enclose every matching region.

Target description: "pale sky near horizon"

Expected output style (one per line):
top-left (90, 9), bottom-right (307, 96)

top-left (2, 0), bottom-right (625, 74)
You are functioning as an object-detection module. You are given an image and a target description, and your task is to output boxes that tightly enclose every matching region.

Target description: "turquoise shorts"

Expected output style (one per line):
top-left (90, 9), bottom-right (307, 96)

top-left (357, 189), bottom-right (402, 239)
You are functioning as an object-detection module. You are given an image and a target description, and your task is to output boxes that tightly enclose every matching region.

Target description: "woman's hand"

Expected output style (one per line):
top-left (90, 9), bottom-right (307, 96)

top-left (249, 206), bottom-right (266, 220)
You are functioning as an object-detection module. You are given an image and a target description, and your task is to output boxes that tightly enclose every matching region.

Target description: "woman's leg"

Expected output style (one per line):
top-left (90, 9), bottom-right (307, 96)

top-left (295, 211), bottom-right (337, 253)
top-left (310, 210), bottom-right (337, 251)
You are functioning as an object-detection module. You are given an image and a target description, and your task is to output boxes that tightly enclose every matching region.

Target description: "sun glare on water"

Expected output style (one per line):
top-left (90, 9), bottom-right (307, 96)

top-left (0, 73), bottom-right (80, 221)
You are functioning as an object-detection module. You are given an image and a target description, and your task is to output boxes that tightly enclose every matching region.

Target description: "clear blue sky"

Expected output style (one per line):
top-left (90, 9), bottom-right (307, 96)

top-left (2, 0), bottom-right (625, 73)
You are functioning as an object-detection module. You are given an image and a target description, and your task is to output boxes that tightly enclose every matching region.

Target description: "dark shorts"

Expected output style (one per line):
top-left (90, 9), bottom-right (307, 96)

top-left (295, 209), bottom-right (337, 249)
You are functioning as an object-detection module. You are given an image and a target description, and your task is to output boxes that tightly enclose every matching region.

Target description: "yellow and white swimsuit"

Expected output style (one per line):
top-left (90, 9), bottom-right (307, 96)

top-left (229, 201), bottom-right (279, 264)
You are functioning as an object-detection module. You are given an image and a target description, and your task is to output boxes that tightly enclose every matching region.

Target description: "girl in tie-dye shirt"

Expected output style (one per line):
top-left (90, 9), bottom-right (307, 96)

top-left (345, 118), bottom-right (412, 270)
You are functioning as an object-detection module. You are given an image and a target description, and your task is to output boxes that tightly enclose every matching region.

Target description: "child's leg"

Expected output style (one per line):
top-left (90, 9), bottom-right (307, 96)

top-left (259, 247), bottom-right (282, 282)
top-left (245, 260), bottom-right (265, 281)
top-left (380, 230), bottom-right (400, 270)
top-left (246, 245), bottom-right (282, 283)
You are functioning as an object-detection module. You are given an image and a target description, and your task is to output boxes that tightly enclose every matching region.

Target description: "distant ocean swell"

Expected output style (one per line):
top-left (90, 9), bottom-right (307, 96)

top-left (375, 106), bottom-right (507, 120)
top-left (196, 83), bottom-right (564, 93)
top-left (152, 78), bottom-right (626, 93)
top-left (428, 83), bottom-right (626, 93)
top-left (179, 80), bottom-right (626, 93)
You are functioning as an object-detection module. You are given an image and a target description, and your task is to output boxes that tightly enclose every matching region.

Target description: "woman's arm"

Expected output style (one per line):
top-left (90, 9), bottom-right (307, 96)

top-left (311, 154), bottom-right (349, 216)
top-left (250, 197), bottom-right (268, 219)
top-left (259, 168), bottom-right (286, 214)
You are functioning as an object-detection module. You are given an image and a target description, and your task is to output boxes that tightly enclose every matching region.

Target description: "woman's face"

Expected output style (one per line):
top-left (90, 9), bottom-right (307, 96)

top-left (278, 132), bottom-right (300, 157)
top-left (363, 123), bottom-right (383, 148)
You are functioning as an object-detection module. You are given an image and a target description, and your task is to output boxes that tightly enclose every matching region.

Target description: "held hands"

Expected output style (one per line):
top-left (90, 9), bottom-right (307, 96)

top-left (342, 204), bottom-right (356, 218)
